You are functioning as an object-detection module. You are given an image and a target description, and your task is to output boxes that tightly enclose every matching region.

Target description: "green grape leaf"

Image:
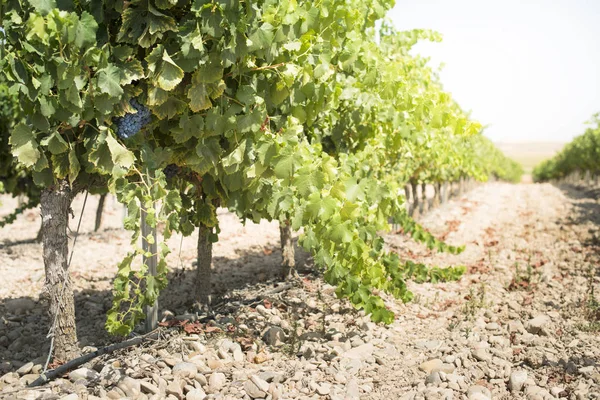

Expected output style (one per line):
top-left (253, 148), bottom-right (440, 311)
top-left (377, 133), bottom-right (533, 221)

top-left (10, 123), bottom-right (40, 167)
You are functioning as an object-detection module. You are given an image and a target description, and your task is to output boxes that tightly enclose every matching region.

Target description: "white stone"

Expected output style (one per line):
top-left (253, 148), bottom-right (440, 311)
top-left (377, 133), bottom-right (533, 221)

top-left (508, 370), bottom-right (528, 392)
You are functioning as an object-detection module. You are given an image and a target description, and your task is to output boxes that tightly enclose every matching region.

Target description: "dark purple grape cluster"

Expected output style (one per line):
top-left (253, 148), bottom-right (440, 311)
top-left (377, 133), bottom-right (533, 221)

top-left (163, 164), bottom-right (180, 180)
top-left (115, 99), bottom-right (152, 139)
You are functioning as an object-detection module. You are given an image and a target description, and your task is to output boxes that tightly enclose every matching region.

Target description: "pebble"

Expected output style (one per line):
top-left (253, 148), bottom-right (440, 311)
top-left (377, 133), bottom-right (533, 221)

top-left (59, 394), bottom-right (79, 400)
top-left (16, 362), bottom-right (34, 375)
top-left (117, 377), bottom-right (141, 398)
top-left (316, 382), bottom-right (331, 395)
top-left (342, 343), bottom-right (374, 360)
top-left (244, 379), bottom-right (266, 399)
top-left (485, 322), bottom-right (500, 331)
top-left (140, 380), bottom-right (160, 394)
top-left (208, 372), bottom-right (226, 393)
top-left (262, 327), bottom-right (286, 346)
top-left (525, 315), bottom-right (550, 335)
top-left (69, 368), bottom-right (100, 382)
top-left (508, 370), bottom-right (528, 392)
top-left (345, 379), bottom-right (360, 400)
top-left (425, 371), bottom-right (442, 385)
top-left (5, 298), bottom-right (36, 314)
top-left (186, 388), bottom-right (207, 400)
top-left (419, 359), bottom-right (443, 374)
top-left (472, 348), bottom-right (491, 362)
top-left (467, 385), bottom-right (492, 399)
top-left (172, 362), bottom-right (198, 378)
top-left (250, 375), bottom-right (270, 392)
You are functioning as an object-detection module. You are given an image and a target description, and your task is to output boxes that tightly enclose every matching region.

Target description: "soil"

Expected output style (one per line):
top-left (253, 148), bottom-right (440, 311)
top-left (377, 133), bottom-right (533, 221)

top-left (0, 182), bottom-right (599, 400)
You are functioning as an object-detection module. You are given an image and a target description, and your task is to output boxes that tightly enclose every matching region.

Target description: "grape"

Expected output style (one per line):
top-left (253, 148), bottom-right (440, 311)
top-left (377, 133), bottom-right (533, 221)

top-left (163, 164), bottom-right (179, 180)
top-left (115, 99), bottom-right (152, 139)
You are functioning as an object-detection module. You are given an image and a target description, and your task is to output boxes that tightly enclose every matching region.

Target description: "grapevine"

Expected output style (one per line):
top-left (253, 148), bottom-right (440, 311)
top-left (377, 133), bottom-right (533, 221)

top-left (533, 113), bottom-right (600, 183)
top-left (0, 0), bottom-right (524, 360)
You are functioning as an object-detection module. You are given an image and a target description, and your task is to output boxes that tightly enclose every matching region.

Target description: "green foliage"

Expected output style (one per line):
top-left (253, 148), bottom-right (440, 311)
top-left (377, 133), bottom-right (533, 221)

top-left (1, 0), bottom-right (521, 334)
top-left (533, 113), bottom-right (600, 182)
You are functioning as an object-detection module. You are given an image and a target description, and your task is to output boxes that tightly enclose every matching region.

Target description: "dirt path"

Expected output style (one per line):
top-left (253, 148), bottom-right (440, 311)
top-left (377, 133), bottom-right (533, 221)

top-left (0, 182), bottom-right (599, 400)
top-left (370, 183), bottom-right (600, 399)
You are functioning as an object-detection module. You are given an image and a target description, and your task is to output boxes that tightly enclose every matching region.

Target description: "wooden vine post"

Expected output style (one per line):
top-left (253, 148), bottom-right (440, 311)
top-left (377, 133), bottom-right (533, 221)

top-left (141, 199), bottom-right (158, 333)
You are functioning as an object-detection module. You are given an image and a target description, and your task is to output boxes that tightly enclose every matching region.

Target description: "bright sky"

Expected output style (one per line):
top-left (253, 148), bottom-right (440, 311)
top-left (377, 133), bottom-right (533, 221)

top-left (388, 0), bottom-right (600, 143)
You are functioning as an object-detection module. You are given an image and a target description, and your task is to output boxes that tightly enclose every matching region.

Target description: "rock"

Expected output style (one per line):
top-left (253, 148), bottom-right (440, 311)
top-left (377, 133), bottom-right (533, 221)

top-left (316, 382), bottom-right (331, 395)
top-left (68, 368), bottom-right (99, 382)
top-left (207, 372), bottom-right (226, 393)
top-left (508, 320), bottom-right (525, 333)
top-left (206, 359), bottom-right (223, 370)
top-left (194, 374), bottom-right (208, 386)
top-left (19, 374), bottom-right (39, 385)
top-left (525, 315), bottom-right (550, 335)
top-left (59, 394), bottom-right (79, 400)
top-left (469, 394), bottom-right (491, 400)
top-left (342, 343), bottom-right (374, 360)
top-left (472, 348), bottom-right (491, 362)
top-left (345, 378), bottom-right (360, 400)
top-left (438, 363), bottom-right (455, 374)
top-left (467, 385), bottom-right (491, 399)
top-left (257, 371), bottom-right (284, 383)
top-left (485, 322), bottom-right (500, 331)
top-left (300, 331), bottom-right (324, 341)
top-left (262, 327), bottom-right (286, 346)
top-left (2, 372), bottom-right (19, 384)
top-left (186, 388), bottom-right (207, 400)
top-left (117, 377), bottom-right (141, 398)
top-left (253, 352), bottom-right (269, 364)
top-left (172, 362), bottom-right (198, 378)
top-left (250, 375), bottom-right (270, 392)
top-left (166, 378), bottom-right (183, 399)
top-left (244, 379), bottom-right (266, 399)
top-left (16, 362), bottom-right (34, 375)
top-left (5, 298), bottom-right (36, 314)
top-left (232, 345), bottom-right (244, 362)
top-left (419, 359), bottom-right (443, 374)
top-left (525, 385), bottom-right (542, 396)
top-left (140, 380), bottom-right (160, 395)
top-left (426, 372), bottom-right (442, 386)
top-left (415, 339), bottom-right (443, 350)
top-left (508, 370), bottom-right (527, 392)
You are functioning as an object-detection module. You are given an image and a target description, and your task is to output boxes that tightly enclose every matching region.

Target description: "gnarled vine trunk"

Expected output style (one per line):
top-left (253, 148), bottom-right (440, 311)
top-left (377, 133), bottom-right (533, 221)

top-left (404, 184), bottom-right (412, 213)
top-left (280, 220), bottom-right (295, 280)
top-left (410, 181), bottom-right (419, 218)
top-left (420, 182), bottom-right (428, 214)
top-left (441, 182), bottom-right (449, 204)
top-left (94, 193), bottom-right (107, 232)
top-left (41, 180), bottom-right (80, 362)
top-left (196, 224), bottom-right (213, 307)
top-left (433, 182), bottom-right (441, 207)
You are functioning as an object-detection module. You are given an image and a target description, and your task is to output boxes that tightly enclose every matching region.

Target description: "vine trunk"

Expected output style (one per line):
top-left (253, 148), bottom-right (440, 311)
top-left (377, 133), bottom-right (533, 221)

top-left (40, 180), bottom-right (80, 362)
top-left (280, 220), bottom-right (295, 280)
top-left (94, 193), bottom-right (107, 232)
top-left (196, 224), bottom-right (212, 307)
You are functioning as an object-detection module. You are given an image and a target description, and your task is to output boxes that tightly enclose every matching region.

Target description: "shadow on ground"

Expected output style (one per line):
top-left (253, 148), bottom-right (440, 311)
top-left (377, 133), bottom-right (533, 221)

top-left (0, 239), bottom-right (311, 372)
top-left (556, 184), bottom-right (600, 227)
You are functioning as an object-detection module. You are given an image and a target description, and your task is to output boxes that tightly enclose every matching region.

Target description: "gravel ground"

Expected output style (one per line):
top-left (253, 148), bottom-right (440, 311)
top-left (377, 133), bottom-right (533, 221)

top-left (0, 182), bottom-right (599, 400)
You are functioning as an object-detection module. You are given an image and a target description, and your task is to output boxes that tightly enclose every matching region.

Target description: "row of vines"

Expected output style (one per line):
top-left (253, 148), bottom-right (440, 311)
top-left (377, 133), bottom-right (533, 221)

top-left (533, 113), bottom-right (600, 183)
top-left (0, 0), bottom-right (521, 365)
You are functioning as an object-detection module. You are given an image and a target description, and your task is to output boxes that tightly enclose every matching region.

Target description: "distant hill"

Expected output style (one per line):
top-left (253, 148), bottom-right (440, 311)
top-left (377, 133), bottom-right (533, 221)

top-left (494, 142), bottom-right (565, 174)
